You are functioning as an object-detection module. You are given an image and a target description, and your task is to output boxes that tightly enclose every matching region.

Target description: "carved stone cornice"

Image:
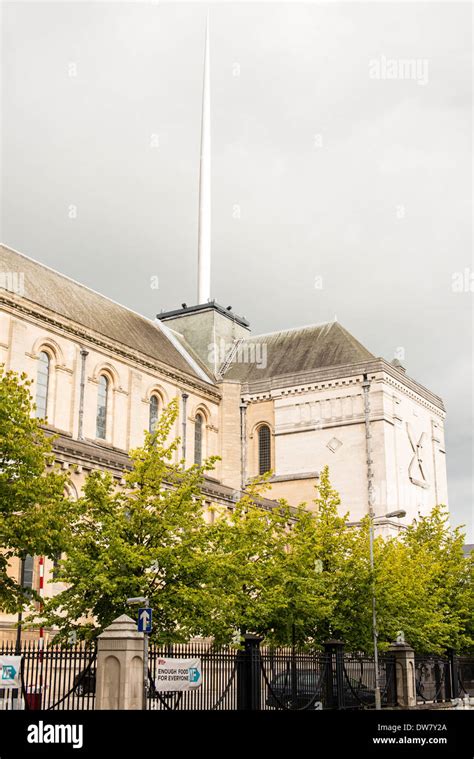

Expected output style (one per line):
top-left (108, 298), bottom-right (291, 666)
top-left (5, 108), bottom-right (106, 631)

top-left (238, 358), bottom-right (445, 416)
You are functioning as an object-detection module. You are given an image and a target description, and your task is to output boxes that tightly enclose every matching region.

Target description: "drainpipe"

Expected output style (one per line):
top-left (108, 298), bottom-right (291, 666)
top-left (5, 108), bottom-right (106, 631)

top-left (77, 348), bottom-right (89, 440)
top-left (181, 393), bottom-right (189, 467)
top-left (362, 374), bottom-right (375, 512)
top-left (240, 401), bottom-right (248, 490)
top-left (362, 373), bottom-right (381, 711)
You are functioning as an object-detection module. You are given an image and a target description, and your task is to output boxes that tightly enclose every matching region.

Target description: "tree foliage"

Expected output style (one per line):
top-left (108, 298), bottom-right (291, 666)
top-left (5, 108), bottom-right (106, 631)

top-left (0, 365), bottom-right (69, 612)
top-left (24, 394), bottom-right (472, 654)
top-left (33, 399), bottom-right (220, 642)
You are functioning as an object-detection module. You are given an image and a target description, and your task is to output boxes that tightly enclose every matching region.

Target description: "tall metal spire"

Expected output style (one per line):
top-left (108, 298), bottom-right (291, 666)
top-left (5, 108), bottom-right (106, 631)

top-left (197, 12), bottom-right (211, 304)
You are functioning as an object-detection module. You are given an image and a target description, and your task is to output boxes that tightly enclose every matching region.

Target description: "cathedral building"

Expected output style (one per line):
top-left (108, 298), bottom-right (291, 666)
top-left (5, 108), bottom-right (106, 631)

top-left (0, 18), bottom-right (449, 639)
top-left (0, 241), bottom-right (448, 639)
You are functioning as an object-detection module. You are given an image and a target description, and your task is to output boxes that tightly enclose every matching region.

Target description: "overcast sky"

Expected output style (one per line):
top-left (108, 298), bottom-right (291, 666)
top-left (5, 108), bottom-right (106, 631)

top-left (1, 2), bottom-right (472, 539)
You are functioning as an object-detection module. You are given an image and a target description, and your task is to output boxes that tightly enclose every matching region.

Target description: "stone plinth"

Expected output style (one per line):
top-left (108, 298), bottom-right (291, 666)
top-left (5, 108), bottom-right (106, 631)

top-left (95, 614), bottom-right (144, 710)
top-left (388, 642), bottom-right (417, 708)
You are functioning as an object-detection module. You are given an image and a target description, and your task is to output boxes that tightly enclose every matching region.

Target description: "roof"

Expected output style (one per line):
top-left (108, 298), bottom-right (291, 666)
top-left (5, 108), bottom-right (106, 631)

top-left (462, 544), bottom-right (474, 558)
top-left (159, 301), bottom-right (250, 329)
top-left (223, 321), bottom-right (375, 382)
top-left (0, 244), bottom-right (212, 384)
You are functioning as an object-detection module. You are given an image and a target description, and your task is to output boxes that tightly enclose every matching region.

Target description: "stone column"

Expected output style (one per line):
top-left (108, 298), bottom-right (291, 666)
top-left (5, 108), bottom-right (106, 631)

top-left (95, 614), bottom-right (144, 710)
top-left (388, 642), bottom-right (417, 708)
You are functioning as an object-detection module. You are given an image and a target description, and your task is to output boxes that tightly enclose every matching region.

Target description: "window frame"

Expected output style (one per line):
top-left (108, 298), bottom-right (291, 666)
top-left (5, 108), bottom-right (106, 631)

top-left (258, 424), bottom-right (272, 475)
top-left (194, 412), bottom-right (204, 465)
top-left (96, 374), bottom-right (109, 440)
top-left (149, 394), bottom-right (160, 434)
top-left (35, 350), bottom-right (50, 420)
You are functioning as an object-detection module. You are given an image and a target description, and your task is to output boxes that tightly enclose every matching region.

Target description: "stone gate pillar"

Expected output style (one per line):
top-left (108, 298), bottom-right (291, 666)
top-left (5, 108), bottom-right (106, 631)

top-left (388, 641), bottom-right (417, 707)
top-left (95, 614), bottom-right (144, 710)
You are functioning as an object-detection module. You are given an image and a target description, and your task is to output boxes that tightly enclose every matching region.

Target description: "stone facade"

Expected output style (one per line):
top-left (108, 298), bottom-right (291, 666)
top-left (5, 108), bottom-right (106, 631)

top-left (0, 243), bottom-right (449, 639)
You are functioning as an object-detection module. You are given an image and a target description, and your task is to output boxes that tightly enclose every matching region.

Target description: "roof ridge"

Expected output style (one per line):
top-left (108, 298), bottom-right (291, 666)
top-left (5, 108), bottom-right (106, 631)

top-left (249, 320), bottom-right (335, 340)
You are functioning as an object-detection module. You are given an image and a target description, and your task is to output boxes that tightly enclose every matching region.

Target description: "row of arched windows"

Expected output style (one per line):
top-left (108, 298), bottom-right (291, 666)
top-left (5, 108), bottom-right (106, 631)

top-left (33, 349), bottom-right (271, 472)
top-left (34, 350), bottom-right (208, 457)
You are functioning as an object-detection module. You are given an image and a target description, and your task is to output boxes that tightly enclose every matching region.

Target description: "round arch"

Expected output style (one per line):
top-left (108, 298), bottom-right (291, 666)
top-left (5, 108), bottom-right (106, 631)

top-left (91, 361), bottom-right (120, 389)
top-left (31, 337), bottom-right (65, 365)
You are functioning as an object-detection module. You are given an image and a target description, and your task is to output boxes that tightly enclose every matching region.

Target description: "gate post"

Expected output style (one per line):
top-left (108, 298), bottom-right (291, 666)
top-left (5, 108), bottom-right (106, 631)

top-left (95, 614), bottom-right (144, 710)
top-left (446, 648), bottom-right (460, 700)
top-left (324, 640), bottom-right (345, 709)
top-left (236, 634), bottom-right (262, 711)
top-left (388, 641), bottom-right (416, 707)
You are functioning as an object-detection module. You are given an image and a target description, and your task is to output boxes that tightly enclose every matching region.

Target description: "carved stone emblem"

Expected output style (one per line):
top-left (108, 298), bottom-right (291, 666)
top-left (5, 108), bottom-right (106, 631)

top-left (406, 423), bottom-right (429, 488)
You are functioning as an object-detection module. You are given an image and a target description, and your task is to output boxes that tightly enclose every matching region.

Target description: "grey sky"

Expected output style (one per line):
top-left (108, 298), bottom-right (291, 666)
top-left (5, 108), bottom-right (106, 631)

top-left (1, 2), bottom-right (472, 539)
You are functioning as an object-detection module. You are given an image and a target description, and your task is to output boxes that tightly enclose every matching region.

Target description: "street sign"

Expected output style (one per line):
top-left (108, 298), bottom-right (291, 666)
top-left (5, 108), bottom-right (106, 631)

top-left (154, 658), bottom-right (202, 691)
top-left (137, 607), bottom-right (152, 633)
top-left (0, 656), bottom-right (21, 688)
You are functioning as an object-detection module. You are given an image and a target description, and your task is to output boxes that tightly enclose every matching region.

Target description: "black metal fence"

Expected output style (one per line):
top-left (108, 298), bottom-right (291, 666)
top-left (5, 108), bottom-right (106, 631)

top-left (147, 638), bottom-right (398, 711)
top-left (415, 656), bottom-right (450, 703)
top-left (458, 657), bottom-right (474, 696)
top-left (415, 651), bottom-right (474, 703)
top-left (1, 638), bottom-right (472, 711)
top-left (0, 640), bottom-right (96, 710)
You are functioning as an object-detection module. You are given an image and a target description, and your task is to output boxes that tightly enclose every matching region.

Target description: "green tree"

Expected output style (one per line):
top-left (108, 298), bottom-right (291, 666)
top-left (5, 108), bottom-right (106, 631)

top-left (207, 466), bottom-right (348, 647)
top-left (0, 365), bottom-right (69, 612)
top-left (337, 505), bottom-right (474, 655)
top-left (33, 399), bottom-right (220, 642)
top-left (391, 506), bottom-right (473, 654)
top-left (204, 476), bottom-right (290, 644)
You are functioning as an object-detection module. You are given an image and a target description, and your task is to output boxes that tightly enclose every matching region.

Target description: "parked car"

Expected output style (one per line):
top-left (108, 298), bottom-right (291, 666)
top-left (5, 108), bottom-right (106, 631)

top-left (266, 668), bottom-right (376, 709)
top-left (73, 668), bottom-right (96, 696)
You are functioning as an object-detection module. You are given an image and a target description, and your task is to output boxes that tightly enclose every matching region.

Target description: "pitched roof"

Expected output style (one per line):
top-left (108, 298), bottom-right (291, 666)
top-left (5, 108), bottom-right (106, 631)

top-left (0, 244), bottom-right (212, 383)
top-left (223, 321), bottom-right (375, 382)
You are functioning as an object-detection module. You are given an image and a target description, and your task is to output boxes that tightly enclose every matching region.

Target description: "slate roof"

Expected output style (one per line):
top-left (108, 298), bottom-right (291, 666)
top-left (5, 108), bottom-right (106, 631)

top-left (223, 321), bottom-right (375, 382)
top-left (0, 244), bottom-right (211, 383)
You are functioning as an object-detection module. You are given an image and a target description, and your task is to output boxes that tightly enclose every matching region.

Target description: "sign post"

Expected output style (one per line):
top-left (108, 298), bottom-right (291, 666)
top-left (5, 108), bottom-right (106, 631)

top-left (137, 606), bottom-right (152, 710)
top-left (126, 596), bottom-right (152, 712)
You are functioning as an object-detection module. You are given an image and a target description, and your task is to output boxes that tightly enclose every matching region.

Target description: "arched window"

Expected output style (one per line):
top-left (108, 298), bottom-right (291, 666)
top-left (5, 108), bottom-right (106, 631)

top-left (149, 395), bottom-right (159, 433)
top-left (258, 425), bottom-right (271, 475)
top-left (36, 351), bottom-right (50, 419)
top-left (194, 413), bottom-right (203, 465)
top-left (96, 375), bottom-right (108, 440)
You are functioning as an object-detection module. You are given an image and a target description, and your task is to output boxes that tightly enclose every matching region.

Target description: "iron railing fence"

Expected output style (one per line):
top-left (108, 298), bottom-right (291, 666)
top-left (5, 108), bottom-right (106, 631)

top-left (342, 655), bottom-right (397, 709)
top-left (1, 637), bottom-right (472, 711)
top-left (0, 640), bottom-right (96, 710)
top-left (415, 656), bottom-right (450, 703)
top-left (259, 647), bottom-right (329, 711)
top-left (457, 657), bottom-right (474, 697)
top-left (147, 643), bottom-right (398, 710)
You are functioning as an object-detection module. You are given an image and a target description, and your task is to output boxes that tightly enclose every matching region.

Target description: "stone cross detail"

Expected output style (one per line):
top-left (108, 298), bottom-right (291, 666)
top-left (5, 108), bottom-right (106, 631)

top-left (406, 423), bottom-right (428, 487)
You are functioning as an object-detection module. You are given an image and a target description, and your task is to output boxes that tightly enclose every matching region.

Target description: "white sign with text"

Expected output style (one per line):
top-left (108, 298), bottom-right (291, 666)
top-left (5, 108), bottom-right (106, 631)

top-left (154, 658), bottom-right (202, 691)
